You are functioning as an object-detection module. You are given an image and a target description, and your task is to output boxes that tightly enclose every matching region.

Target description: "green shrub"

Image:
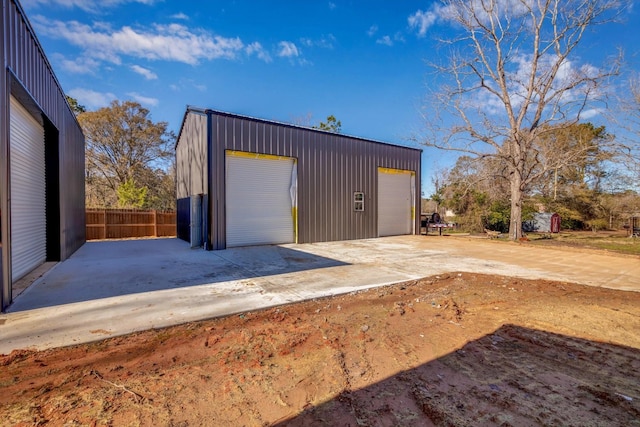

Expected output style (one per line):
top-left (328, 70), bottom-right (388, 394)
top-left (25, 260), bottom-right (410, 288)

top-left (586, 218), bottom-right (609, 232)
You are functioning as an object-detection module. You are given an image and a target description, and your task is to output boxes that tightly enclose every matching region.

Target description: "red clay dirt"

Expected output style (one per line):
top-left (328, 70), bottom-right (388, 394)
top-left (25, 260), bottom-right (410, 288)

top-left (1, 272), bottom-right (639, 426)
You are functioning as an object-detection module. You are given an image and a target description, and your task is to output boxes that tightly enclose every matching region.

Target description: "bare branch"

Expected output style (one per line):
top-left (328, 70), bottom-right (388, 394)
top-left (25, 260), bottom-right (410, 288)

top-left (420, 0), bottom-right (629, 239)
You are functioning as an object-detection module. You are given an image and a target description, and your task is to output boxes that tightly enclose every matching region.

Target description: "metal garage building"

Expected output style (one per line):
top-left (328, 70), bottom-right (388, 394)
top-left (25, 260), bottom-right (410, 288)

top-left (1, 0), bottom-right (85, 310)
top-left (176, 107), bottom-right (422, 250)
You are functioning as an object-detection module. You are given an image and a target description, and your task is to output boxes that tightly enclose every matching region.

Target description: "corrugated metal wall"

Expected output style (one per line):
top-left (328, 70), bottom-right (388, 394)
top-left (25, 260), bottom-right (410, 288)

top-left (1, 0), bottom-right (85, 310)
top-left (200, 110), bottom-right (421, 248)
top-left (0, 0), bottom-right (9, 307)
top-left (176, 110), bottom-right (208, 199)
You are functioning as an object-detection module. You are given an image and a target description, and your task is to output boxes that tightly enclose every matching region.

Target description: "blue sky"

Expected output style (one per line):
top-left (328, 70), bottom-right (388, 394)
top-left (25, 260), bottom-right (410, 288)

top-left (20, 0), bottom-right (640, 195)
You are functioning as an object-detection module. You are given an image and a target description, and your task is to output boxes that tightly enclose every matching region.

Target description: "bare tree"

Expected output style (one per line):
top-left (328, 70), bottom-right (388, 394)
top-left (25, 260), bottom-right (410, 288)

top-left (420, 0), bottom-right (626, 239)
top-left (291, 112), bottom-right (314, 127)
top-left (616, 73), bottom-right (640, 186)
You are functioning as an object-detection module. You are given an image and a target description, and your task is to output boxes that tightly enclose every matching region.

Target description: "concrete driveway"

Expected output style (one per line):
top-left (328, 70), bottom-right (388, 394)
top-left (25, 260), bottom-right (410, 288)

top-left (1, 235), bottom-right (638, 354)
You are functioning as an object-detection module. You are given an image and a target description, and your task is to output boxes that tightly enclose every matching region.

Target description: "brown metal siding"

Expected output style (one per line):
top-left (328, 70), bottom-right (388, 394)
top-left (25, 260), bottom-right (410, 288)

top-left (58, 107), bottom-right (85, 260)
top-left (1, 0), bottom-right (85, 309)
top-left (202, 111), bottom-right (420, 248)
top-left (176, 111), bottom-right (208, 199)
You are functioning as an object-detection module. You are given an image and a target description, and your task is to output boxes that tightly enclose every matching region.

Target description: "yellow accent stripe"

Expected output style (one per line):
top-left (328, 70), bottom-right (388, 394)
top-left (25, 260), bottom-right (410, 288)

top-left (378, 167), bottom-right (415, 176)
top-left (226, 150), bottom-right (294, 162)
top-left (292, 206), bottom-right (298, 243)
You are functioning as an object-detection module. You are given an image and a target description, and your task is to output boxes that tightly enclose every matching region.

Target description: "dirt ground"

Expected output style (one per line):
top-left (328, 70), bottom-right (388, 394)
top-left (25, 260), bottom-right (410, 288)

top-left (1, 272), bottom-right (639, 426)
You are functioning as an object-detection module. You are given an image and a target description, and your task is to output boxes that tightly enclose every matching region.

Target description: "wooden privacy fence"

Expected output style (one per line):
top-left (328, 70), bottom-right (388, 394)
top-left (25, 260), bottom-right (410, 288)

top-left (86, 209), bottom-right (177, 240)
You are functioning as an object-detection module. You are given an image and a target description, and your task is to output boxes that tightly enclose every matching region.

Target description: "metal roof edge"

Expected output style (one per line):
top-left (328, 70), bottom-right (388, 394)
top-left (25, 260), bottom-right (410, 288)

top-left (175, 105), bottom-right (198, 149)
top-left (10, 0), bottom-right (83, 129)
top-left (176, 106), bottom-right (423, 153)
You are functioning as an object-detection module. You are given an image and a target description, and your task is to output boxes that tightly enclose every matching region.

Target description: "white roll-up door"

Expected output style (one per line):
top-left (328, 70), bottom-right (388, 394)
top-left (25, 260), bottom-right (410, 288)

top-left (226, 151), bottom-right (296, 247)
top-left (9, 96), bottom-right (46, 282)
top-left (378, 168), bottom-right (413, 237)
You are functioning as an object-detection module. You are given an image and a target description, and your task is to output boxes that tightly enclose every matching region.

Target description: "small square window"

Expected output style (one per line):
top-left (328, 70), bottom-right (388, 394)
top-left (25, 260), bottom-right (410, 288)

top-left (354, 192), bottom-right (365, 211)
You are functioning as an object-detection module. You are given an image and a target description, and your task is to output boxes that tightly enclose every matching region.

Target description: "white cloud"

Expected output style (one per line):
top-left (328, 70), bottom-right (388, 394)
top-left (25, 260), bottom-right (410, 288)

top-left (53, 54), bottom-right (100, 74)
top-left (299, 34), bottom-right (336, 49)
top-left (32, 16), bottom-right (245, 65)
top-left (463, 0), bottom-right (533, 25)
top-left (171, 13), bottom-right (189, 20)
top-left (408, 0), bottom-right (541, 37)
top-left (328, 2), bottom-right (336, 10)
top-left (579, 108), bottom-right (602, 120)
top-left (509, 53), bottom-right (601, 104)
top-left (408, 9), bottom-right (440, 37)
top-left (367, 25), bottom-right (378, 37)
top-left (373, 31), bottom-right (404, 46)
top-left (376, 35), bottom-right (393, 46)
top-left (277, 41), bottom-right (299, 58)
top-left (126, 92), bottom-right (159, 106)
top-left (319, 34), bottom-right (337, 49)
top-left (464, 52), bottom-right (604, 119)
top-left (170, 80), bottom-right (207, 92)
top-left (131, 64), bottom-right (158, 80)
top-left (246, 42), bottom-right (272, 62)
top-left (22, 0), bottom-right (157, 13)
top-left (68, 88), bottom-right (116, 109)
top-left (470, 87), bottom-right (508, 115)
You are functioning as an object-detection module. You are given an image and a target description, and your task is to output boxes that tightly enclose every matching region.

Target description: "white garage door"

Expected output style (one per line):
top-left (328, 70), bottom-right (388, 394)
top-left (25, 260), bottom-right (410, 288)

top-left (378, 168), bottom-right (414, 237)
top-left (226, 151), bottom-right (296, 247)
top-left (9, 96), bottom-right (46, 282)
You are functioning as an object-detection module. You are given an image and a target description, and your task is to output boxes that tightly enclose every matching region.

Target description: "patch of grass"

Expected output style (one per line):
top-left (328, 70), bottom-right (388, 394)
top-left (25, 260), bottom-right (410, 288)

top-left (525, 231), bottom-right (640, 256)
top-left (580, 241), bottom-right (640, 255)
top-left (152, 329), bottom-right (173, 344)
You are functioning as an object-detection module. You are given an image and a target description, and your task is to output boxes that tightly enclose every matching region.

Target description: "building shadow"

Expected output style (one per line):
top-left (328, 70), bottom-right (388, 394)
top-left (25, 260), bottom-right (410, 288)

top-left (275, 324), bottom-right (640, 426)
top-left (7, 238), bottom-right (349, 311)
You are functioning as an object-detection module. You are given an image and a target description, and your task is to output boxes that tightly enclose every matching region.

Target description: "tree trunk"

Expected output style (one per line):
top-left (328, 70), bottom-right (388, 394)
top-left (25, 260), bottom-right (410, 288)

top-left (509, 171), bottom-right (523, 241)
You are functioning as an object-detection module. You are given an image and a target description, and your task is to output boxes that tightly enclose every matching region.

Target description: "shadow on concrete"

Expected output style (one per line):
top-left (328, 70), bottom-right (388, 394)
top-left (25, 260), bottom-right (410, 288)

top-left (8, 238), bottom-right (348, 312)
top-left (274, 324), bottom-right (640, 426)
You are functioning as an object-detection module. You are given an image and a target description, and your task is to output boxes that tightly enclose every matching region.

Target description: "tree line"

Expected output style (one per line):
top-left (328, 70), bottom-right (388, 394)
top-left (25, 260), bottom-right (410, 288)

top-left (430, 122), bottom-right (640, 233)
top-left (420, 0), bottom-right (639, 237)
